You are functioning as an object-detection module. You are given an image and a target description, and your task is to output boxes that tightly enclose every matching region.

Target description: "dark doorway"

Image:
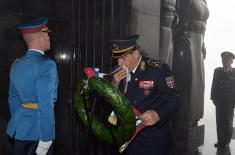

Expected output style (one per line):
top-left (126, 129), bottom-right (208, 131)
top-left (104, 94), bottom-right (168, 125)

top-left (0, 0), bottom-right (131, 154)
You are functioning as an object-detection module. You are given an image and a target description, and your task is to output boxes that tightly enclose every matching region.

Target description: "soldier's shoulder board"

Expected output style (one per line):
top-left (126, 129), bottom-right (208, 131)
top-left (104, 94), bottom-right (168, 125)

top-left (215, 67), bottom-right (222, 71)
top-left (147, 58), bottom-right (162, 68)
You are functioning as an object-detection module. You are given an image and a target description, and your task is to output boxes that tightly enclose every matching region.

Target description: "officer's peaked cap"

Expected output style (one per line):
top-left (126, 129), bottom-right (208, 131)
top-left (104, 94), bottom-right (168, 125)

top-left (110, 34), bottom-right (139, 58)
top-left (17, 17), bottom-right (50, 35)
top-left (221, 51), bottom-right (235, 59)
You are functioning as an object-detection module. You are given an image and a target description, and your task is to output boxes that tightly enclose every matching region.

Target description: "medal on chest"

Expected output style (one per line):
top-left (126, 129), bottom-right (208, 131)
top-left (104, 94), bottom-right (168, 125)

top-left (139, 80), bottom-right (154, 96)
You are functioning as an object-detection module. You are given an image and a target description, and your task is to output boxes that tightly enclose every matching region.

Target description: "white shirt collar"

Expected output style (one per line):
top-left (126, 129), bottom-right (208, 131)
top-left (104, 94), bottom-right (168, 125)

top-left (28, 49), bottom-right (44, 55)
top-left (132, 56), bottom-right (142, 73)
top-left (127, 56), bottom-right (142, 82)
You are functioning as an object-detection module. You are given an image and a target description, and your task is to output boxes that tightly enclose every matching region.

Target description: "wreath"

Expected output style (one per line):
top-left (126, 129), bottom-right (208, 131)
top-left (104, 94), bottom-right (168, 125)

top-left (74, 76), bottom-right (136, 145)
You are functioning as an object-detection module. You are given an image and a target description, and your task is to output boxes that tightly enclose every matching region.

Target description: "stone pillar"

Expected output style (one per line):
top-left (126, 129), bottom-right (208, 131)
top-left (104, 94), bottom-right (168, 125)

top-left (130, 0), bottom-right (161, 59)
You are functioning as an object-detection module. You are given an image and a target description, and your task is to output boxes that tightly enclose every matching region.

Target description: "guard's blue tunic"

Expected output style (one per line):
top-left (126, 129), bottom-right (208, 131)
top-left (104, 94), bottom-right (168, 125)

top-left (7, 50), bottom-right (58, 141)
top-left (124, 56), bottom-right (181, 155)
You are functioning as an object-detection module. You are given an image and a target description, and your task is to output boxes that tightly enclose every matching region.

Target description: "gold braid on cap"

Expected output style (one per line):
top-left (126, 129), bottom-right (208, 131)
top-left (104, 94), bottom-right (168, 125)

top-left (112, 45), bottom-right (135, 53)
top-left (112, 45), bottom-right (136, 58)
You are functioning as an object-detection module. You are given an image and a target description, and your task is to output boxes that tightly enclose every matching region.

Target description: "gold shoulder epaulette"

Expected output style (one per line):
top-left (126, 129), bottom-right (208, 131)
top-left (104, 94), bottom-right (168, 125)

top-left (147, 58), bottom-right (162, 68)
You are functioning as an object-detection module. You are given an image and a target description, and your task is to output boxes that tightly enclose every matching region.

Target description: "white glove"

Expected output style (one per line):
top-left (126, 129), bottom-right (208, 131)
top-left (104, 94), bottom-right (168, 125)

top-left (36, 140), bottom-right (52, 155)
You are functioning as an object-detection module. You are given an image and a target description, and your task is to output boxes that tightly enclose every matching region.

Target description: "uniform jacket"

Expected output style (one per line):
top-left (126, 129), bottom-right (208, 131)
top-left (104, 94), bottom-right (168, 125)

top-left (124, 56), bottom-right (181, 155)
top-left (211, 67), bottom-right (235, 105)
top-left (7, 50), bottom-right (58, 141)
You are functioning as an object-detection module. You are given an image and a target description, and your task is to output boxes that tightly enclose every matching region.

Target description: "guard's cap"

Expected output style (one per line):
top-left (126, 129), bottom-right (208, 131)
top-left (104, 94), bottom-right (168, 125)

top-left (221, 51), bottom-right (235, 59)
top-left (110, 34), bottom-right (139, 58)
top-left (17, 17), bottom-right (50, 35)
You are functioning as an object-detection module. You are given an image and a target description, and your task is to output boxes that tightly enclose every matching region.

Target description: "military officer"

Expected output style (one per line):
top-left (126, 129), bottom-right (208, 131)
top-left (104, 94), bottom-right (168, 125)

top-left (111, 34), bottom-right (181, 155)
top-left (7, 17), bottom-right (58, 155)
top-left (211, 51), bottom-right (235, 151)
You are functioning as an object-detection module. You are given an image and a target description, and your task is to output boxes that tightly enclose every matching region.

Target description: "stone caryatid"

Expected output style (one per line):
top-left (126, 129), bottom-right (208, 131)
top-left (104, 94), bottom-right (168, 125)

top-left (170, 0), bottom-right (209, 153)
top-left (173, 0), bottom-right (209, 122)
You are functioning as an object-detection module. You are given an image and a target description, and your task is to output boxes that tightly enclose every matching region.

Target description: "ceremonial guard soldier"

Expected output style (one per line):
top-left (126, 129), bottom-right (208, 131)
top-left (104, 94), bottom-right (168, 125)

top-left (7, 17), bottom-right (58, 155)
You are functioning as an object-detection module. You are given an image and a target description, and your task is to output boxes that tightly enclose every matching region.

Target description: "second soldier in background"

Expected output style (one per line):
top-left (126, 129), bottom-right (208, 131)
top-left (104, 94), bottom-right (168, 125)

top-left (211, 51), bottom-right (235, 153)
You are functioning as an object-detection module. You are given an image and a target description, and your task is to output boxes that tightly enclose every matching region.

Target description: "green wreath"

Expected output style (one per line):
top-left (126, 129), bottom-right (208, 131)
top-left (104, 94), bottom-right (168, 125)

top-left (74, 76), bottom-right (136, 145)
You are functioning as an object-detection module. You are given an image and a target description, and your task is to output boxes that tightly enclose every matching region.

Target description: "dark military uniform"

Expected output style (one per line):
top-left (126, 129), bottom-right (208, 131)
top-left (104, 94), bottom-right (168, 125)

top-left (124, 56), bottom-right (181, 155)
top-left (211, 67), bottom-right (235, 147)
top-left (110, 34), bottom-right (181, 154)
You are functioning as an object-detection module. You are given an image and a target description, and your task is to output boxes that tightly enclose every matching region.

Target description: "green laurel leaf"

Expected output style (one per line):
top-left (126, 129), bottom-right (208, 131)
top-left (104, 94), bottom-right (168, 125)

top-left (74, 77), bottom-right (136, 145)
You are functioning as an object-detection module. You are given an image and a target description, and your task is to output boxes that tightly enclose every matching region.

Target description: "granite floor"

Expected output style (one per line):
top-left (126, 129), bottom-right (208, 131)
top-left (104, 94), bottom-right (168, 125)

top-left (199, 118), bottom-right (235, 155)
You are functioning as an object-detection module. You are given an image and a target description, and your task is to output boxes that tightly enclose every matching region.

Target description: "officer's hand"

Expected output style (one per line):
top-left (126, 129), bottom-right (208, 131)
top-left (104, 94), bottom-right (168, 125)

top-left (139, 110), bottom-right (160, 126)
top-left (112, 68), bottom-right (128, 87)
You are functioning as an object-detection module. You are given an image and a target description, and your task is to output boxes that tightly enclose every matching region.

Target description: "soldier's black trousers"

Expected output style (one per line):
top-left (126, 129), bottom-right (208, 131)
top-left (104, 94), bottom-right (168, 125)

top-left (215, 102), bottom-right (234, 145)
top-left (13, 139), bottom-right (53, 155)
